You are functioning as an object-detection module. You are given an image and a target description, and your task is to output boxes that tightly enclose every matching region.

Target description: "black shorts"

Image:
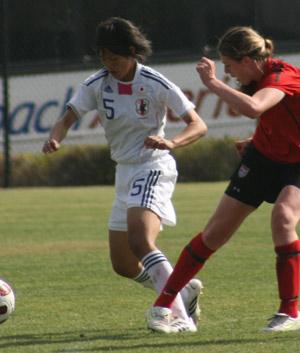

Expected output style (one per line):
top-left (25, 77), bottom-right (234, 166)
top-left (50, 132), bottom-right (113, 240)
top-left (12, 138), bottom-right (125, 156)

top-left (225, 144), bottom-right (300, 208)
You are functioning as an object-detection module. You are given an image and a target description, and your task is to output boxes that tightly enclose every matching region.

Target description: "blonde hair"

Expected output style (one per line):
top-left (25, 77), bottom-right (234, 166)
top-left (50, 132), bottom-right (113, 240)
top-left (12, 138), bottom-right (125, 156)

top-left (218, 26), bottom-right (274, 61)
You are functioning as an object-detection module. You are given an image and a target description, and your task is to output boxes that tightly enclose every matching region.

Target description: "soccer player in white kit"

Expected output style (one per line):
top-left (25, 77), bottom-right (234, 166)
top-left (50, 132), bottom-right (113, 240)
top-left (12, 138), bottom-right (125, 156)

top-left (43, 17), bottom-right (207, 332)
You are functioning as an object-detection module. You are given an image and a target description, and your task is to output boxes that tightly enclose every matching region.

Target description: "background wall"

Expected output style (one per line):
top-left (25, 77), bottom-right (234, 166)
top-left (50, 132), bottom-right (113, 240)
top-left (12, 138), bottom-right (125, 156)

top-left (1, 0), bottom-right (300, 185)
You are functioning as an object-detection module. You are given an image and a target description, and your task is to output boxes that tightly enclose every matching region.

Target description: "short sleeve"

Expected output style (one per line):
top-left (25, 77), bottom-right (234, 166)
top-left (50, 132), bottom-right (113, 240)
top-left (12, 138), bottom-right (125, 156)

top-left (162, 82), bottom-right (195, 117)
top-left (258, 63), bottom-right (300, 96)
top-left (67, 83), bottom-right (98, 118)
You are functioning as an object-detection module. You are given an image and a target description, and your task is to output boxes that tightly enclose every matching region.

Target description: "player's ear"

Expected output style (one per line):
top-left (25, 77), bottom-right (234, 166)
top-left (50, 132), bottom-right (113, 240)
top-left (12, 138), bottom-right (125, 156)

top-left (241, 56), bottom-right (252, 65)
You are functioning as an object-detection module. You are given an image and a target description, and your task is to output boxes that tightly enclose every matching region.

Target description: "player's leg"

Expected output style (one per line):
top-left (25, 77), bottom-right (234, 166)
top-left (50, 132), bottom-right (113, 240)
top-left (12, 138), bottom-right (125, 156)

top-left (127, 207), bottom-right (193, 325)
top-left (147, 194), bottom-right (255, 332)
top-left (264, 185), bottom-right (300, 331)
top-left (153, 194), bottom-right (255, 309)
top-left (108, 158), bottom-right (185, 297)
top-left (109, 219), bottom-right (200, 331)
top-left (150, 144), bottom-right (262, 316)
top-left (108, 162), bottom-right (154, 290)
top-left (109, 229), bottom-right (153, 289)
top-left (125, 156), bottom-right (201, 331)
top-left (108, 229), bottom-right (199, 298)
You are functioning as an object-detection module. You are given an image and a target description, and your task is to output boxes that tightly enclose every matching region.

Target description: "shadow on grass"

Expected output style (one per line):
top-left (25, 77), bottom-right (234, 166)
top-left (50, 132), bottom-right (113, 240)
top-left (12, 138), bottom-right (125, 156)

top-left (0, 329), bottom-right (141, 350)
top-left (0, 328), bottom-right (294, 352)
top-left (0, 329), bottom-right (133, 342)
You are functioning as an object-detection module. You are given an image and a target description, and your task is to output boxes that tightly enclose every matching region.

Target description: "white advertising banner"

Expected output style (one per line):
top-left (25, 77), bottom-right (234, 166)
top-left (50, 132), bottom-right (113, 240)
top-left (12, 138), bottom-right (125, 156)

top-left (1, 53), bottom-right (300, 152)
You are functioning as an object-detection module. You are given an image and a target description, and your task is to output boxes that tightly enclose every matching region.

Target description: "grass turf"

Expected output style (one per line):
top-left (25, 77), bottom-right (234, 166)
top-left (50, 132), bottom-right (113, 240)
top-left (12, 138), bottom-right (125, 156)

top-left (0, 182), bottom-right (299, 352)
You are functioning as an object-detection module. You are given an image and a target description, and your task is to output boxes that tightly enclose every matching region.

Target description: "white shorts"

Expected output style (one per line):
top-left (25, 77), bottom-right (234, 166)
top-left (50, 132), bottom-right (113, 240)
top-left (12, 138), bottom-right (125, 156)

top-left (109, 154), bottom-right (178, 231)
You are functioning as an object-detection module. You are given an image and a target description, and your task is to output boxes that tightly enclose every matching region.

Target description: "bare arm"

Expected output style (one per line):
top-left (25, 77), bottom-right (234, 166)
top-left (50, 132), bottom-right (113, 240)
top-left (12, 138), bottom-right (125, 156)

top-left (42, 107), bottom-right (78, 153)
top-left (144, 109), bottom-right (207, 150)
top-left (196, 57), bottom-right (285, 118)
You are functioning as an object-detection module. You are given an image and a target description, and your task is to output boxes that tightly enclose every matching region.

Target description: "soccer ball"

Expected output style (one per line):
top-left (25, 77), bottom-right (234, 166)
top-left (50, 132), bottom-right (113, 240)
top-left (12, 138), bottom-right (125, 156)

top-left (0, 279), bottom-right (15, 324)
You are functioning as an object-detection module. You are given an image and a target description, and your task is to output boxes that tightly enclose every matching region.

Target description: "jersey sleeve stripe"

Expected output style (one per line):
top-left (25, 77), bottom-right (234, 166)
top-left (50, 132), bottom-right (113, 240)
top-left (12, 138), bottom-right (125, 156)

top-left (141, 68), bottom-right (172, 85)
top-left (84, 69), bottom-right (108, 86)
top-left (141, 72), bottom-right (171, 89)
top-left (141, 67), bottom-right (167, 79)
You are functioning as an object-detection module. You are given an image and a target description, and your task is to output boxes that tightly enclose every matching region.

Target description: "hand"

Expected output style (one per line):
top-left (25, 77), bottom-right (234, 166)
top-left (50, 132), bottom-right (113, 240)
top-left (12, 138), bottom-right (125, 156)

top-left (42, 138), bottom-right (60, 154)
top-left (144, 136), bottom-right (175, 150)
top-left (196, 57), bottom-right (216, 86)
top-left (235, 137), bottom-right (252, 157)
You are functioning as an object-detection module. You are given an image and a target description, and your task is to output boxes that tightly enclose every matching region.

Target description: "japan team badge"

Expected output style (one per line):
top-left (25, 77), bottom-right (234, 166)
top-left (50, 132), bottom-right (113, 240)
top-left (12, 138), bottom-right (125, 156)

top-left (135, 98), bottom-right (150, 117)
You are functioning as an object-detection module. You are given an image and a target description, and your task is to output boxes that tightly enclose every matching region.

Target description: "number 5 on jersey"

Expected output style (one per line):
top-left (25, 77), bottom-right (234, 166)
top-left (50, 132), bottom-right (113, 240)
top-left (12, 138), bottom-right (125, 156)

top-left (103, 98), bottom-right (115, 119)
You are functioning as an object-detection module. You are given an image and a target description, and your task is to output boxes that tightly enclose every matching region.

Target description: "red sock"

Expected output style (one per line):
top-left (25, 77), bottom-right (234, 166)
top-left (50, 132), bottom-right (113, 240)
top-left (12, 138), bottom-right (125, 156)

top-left (275, 240), bottom-right (300, 318)
top-left (154, 232), bottom-right (215, 308)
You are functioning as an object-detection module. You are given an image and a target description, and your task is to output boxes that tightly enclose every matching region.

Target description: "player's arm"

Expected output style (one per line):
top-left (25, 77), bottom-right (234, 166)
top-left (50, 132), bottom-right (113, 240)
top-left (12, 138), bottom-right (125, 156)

top-left (42, 107), bottom-right (77, 154)
top-left (144, 109), bottom-right (207, 150)
top-left (169, 109), bottom-right (207, 148)
top-left (203, 82), bottom-right (284, 118)
top-left (196, 57), bottom-right (285, 118)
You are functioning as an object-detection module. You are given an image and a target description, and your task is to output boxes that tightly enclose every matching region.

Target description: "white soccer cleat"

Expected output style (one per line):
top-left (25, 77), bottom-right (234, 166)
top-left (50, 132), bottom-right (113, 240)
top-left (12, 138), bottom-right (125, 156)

top-left (262, 312), bottom-right (300, 332)
top-left (183, 278), bottom-right (203, 326)
top-left (146, 307), bottom-right (197, 333)
top-left (169, 317), bottom-right (198, 333)
top-left (146, 306), bottom-right (173, 333)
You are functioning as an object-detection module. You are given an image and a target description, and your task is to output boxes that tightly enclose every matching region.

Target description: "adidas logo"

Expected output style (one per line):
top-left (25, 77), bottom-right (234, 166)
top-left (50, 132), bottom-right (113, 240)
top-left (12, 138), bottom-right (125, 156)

top-left (104, 85), bottom-right (113, 93)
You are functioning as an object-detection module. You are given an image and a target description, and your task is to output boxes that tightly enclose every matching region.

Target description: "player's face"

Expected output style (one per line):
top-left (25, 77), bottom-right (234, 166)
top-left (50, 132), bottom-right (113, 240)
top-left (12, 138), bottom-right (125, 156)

top-left (221, 55), bottom-right (253, 85)
top-left (100, 49), bottom-right (136, 82)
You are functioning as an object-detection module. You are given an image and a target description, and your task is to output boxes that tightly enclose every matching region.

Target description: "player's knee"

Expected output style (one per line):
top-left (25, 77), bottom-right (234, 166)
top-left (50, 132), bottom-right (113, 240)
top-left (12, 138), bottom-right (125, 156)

top-left (128, 238), bottom-right (144, 258)
top-left (128, 235), bottom-right (154, 259)
top-left (271, 202), bottom-right (295, 234)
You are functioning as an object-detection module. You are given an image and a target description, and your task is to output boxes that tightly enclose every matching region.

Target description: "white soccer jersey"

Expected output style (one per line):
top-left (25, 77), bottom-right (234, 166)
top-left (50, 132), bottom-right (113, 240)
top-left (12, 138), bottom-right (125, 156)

top-left (68, 62), bottom-right (195, 163)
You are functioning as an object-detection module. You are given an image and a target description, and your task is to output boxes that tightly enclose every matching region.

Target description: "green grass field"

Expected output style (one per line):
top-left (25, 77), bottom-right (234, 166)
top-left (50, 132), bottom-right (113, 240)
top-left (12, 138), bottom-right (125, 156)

top-left (1, 182), bottom-right (299, 353)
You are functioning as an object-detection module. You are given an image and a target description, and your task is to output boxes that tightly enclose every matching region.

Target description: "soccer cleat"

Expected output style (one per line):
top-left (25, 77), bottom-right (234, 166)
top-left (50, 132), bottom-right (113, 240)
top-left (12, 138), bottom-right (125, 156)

top-left (183, 278), bottom-right (203, 326)
top-left (262, 312), bottom-right (300, 332)
top-left (146, 306), bottom-right (173, 333)
top-left (146, 307), bottom-right (197, 333)
top-left (169, 317), bottom-right (197, 333)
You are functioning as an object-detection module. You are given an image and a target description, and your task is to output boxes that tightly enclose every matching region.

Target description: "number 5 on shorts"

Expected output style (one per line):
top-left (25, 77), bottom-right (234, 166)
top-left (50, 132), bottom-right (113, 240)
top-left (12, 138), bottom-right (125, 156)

top-left (130, 178), bottom-right (145, 196)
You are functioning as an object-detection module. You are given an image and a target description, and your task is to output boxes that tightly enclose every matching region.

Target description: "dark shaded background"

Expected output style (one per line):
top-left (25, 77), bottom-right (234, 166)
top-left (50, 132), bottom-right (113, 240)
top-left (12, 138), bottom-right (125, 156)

top-left (2, 0), bottom-right (300, 74)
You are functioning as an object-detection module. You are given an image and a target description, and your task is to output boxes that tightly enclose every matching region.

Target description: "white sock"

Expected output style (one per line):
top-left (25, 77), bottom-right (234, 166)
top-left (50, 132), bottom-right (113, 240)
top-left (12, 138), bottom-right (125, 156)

top-left (133, 267), bottom-right (190, 305)
top-left (180, 287), bottom-right (189, 306)
top-left (133, 267), bottom-right (190, 302)
top-left (142, 250), bottom-right (189, 321)
top-left (133, 268), bottom-right (153, 289)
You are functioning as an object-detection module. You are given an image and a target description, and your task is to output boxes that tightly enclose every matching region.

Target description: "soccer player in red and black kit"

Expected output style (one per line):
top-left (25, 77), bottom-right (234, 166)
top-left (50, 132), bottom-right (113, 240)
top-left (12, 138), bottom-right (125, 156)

top-left (146, 26), bottom-right (300, 333)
